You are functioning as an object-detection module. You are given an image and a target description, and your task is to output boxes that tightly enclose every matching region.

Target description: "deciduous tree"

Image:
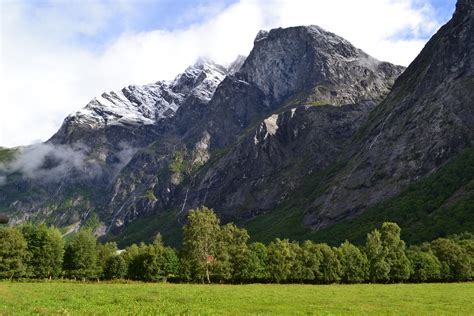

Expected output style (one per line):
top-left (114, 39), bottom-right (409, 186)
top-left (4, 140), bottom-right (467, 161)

top-left (182, 207), bottom-right (220, 283)
top-left (267, 238), bottom-right (293, 283)
top-left (314, 243), bottom-right (341, 284)
top-left (21, 224), bottom-right (64, 279)
top-left (214, 223), bottom-right (249, 283)
top-left (366, 229), bottom-right (390, 283)
top-left (240, 242), bottom-right (268, 283)
top-left (380, 222), bottom-right (411, 282)
top-left (406, 247), bottom-right (441, 282)
top-left (430, 238), bottom-right (471, 281)
top-left (103, 255), bottom-right (127, 280)
top-left (337, 241), bottom-right (368, 283)
top-left (0, 227), bottom-right (28, 279)
top-left (63, 229), bottom-right (99, 280)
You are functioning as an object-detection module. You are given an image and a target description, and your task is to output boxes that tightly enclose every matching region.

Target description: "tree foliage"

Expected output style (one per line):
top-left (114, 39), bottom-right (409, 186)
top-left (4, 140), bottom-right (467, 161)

top-left (380, 222), bottom-right (411, 282)
top-left (366, 229), bottom-right (390, 282)
top-left (0, 208), bottom-right (472, 284)
top-left (0, 227), bottom-right (29, 279)
top-left (267, 238), bottom-right (293, 283)
top-left (240, 242), bottom-right (268, 282)
top-left (315, 243), bottom-right (341, 284)
top-left (182, 207), bottom-right (220, 283)
top-left (21, 224), bottom-right (64, 279)
top-left (430, 238), bottom-right (471, 281)
top-left (63, 229), bottom-right (98, 280)
top-left (337, 241), bottom-right (368, 283)
top-left (406, 247), bottom-right (441, 282)
top-left (103, 255), bottom-right (127, 280)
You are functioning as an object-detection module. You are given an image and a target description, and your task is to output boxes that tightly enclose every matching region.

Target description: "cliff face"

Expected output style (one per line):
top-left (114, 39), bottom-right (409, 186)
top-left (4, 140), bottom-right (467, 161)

top-left (306, 1), bottom-right (474, 228)
top-left (187, 101), bottom-right (376, 220)
top-left (240, 26), bottom-right (401, 106)
top-left (100, 25), bottom-right (402, 235)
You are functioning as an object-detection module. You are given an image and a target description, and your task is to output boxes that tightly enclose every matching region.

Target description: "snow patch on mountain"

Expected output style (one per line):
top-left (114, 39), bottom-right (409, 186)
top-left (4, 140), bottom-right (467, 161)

top-left (68, 58), bottom-right (236, 129)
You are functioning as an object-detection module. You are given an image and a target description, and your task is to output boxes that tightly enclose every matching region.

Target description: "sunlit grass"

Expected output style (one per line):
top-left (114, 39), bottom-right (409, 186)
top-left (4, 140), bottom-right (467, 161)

top-left (1, 281), bottom-right (473, 315)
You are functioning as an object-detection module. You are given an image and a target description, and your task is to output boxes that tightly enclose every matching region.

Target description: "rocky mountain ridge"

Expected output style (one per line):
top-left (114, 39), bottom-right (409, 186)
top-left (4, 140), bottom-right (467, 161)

top-left (98, 25), bottom-right (403, 237)
top-left (305, 0), bottom-right (474, 229)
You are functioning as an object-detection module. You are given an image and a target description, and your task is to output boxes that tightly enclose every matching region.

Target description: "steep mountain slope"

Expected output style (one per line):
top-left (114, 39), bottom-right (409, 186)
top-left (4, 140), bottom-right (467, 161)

top-left (240, 0), bottom-right (473, 245)
top-left (0, 59), bottom-right (237, 227)
top-left (245, 146), bottom-right (474, 245)
top-left (101, 25), bottom-right (403, 240)
top-left (303, 0), bottom-right (474, 229)
top-left (51, 58), bottom-right (234, 154)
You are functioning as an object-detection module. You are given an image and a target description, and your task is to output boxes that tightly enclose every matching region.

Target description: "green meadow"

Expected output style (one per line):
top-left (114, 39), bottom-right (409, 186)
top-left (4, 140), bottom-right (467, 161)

top-left (1, 282), bottom-right (473, 315)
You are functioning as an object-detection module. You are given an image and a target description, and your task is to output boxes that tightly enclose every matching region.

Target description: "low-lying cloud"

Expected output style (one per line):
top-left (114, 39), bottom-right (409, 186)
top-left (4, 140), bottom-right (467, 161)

top-left (111, 142), bottom-right (140, 173)
top-left (0, 143), bottom-right (102, 184)
top-left (0, 141), bottom-right (141, 186)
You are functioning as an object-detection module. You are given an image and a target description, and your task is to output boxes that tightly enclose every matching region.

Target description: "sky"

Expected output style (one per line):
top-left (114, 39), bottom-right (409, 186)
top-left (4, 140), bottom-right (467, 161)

top-left (0, 0), bottom-right (457, 148)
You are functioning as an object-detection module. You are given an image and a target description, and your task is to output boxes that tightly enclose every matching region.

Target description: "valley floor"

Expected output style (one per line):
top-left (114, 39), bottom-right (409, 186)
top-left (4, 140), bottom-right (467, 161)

top-left (1, 281), bottom-right (473, 315)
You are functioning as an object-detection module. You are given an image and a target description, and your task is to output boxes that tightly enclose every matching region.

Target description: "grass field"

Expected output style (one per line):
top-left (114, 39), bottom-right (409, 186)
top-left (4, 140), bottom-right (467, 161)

top-left (1, 282), bottom-right (473, 315)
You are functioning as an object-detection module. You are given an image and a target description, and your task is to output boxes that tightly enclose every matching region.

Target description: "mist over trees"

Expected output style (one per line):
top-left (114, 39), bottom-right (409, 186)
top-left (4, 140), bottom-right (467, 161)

top-left (0, 207), bottom-right (472, 283)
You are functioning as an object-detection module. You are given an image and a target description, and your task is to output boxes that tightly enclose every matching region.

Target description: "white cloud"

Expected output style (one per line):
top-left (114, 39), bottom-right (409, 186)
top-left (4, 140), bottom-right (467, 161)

top-left (0, 143), bottom-right (102, 183)
top-left (0, 0), bottom-right (449, 148)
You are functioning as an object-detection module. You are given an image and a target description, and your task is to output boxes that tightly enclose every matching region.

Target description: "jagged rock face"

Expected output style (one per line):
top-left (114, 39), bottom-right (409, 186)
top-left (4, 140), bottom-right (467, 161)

top-left (48, 60), bottom-right (233, 176)
top-left (239, 26), bottom-right (404, 105)
top-left (0, 60), bottom-right (234, 226)
top-left (183, 26), bottom-right (404, 151)
top-left (187, 101), bottom-right (376, 219)
top-left (102, 25), bottom-right (403, 232)
top-left (306, 2), bottom-right (474, 228)
top-left (51, 60), bottom-right (230, 144)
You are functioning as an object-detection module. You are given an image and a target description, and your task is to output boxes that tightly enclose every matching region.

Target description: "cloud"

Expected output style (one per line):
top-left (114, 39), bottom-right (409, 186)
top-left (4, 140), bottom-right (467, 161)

top-left (0, 143), bottom-right (102, 184)
top-left (0, 0), bottom-right (453, 148)
top-left (0, 141), bottom-right (142, 186)
top-left (112, 142), bottom-right (140, 172)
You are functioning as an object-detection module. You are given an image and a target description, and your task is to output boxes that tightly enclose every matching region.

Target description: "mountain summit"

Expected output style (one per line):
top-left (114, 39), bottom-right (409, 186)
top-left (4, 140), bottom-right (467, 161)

top-left (240, 25), bottom-right (402, 105)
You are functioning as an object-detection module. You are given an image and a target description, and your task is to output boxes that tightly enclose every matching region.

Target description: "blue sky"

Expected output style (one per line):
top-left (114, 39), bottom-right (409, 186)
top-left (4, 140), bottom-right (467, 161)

top-left (20, 0), bottom-right (456, 51)
top-left (430, 0), bottom-right (457, 20)
top-left (0, 0), bottom-right (459, 147)
top-left (20, 0), bottom-right (239, 51)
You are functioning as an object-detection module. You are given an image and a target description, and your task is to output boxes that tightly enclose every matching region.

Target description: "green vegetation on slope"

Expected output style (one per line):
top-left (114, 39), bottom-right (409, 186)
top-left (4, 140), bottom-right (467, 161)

top-left (1, 282), bottom-right (473, 315)
top-left (306, 100), bottom-right (332, 107)
top-left (106, 210), bottom-right (182, 249)
top-left (0, 147), bottom-right (17, 163)
top-left (312, 147), bottom-right (474, 245)
top-left (245, 147), bottom-right (474, 245)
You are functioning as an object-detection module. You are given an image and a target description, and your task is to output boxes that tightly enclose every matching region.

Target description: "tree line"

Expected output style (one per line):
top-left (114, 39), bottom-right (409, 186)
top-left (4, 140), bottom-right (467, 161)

top-left (0, 207), bottom-right (472, 283)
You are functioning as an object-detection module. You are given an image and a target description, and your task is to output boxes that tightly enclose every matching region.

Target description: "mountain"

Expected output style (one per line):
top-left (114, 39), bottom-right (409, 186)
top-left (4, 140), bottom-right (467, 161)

top-left (0, 59), bottom-right (239, 228)
top-left (305, 0), bottom-right (474, 228)
top-left (244, 0), bottom-right (474, 244)
top-left (98, 25), bottom-right (403, 243)
top-left (1, 1), bottom-right (472, 247)
top-left (50, 58), bottom-right (236, 158)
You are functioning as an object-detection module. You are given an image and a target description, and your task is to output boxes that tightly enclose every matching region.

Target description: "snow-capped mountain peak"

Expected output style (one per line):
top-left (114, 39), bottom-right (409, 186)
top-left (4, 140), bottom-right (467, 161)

top-left (67, 58), bottom-right (237, 129)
